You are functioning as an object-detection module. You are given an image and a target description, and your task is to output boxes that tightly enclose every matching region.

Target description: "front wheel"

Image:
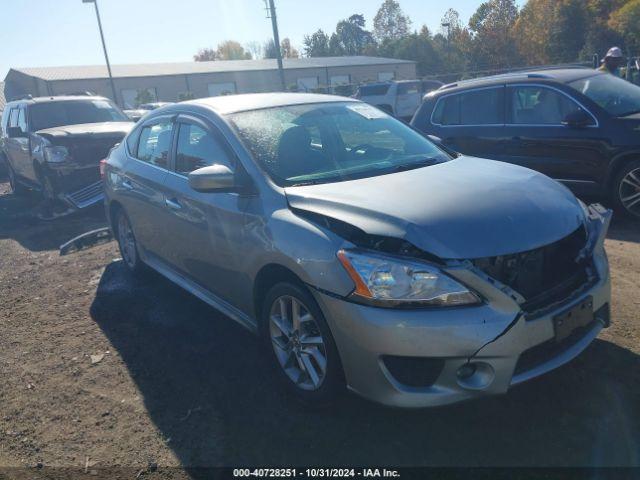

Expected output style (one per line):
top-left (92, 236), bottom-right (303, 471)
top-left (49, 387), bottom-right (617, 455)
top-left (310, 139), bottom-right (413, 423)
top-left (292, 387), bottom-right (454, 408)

top-left (7, 163), bottom-right (28, 196)
top-left (613, 160), bottom-right (640, 220)
top-left (262, 281), bottom-right (344, 406)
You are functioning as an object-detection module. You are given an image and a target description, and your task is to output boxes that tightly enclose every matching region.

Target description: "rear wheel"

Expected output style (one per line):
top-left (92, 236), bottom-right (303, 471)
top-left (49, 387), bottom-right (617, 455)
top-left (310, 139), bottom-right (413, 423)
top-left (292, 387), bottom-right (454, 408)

top-left (115, 209), bottom-right (145, 275)
top-left (613, 161), bottom-right (640, 220)
top-left (262, 281), bottom-right (344, 406)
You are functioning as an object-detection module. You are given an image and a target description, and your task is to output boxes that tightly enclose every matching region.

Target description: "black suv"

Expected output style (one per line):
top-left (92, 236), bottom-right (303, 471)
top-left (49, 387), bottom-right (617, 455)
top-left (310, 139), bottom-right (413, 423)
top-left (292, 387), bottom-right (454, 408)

top-left (1, 95), bottom-right (133, 210)
top-left (411, 69), bottom-right (640, 219)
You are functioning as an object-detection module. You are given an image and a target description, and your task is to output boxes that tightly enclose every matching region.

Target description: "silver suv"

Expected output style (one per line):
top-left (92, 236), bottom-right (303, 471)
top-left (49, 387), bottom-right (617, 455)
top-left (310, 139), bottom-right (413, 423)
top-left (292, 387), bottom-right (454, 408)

top-left (104, 93), bottom-right (611, 407)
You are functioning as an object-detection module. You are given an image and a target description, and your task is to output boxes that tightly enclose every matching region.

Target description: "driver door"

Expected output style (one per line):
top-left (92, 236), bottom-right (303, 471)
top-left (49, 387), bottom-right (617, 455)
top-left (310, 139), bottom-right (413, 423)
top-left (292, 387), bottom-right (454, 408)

top-left (161, 114), bottom-right (249, 310)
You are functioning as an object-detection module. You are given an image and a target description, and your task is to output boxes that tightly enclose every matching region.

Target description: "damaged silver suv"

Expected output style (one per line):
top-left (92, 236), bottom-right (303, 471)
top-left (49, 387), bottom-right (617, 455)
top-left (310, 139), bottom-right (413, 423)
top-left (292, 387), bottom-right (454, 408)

top-left (103, 93), bottom-right (611, 407)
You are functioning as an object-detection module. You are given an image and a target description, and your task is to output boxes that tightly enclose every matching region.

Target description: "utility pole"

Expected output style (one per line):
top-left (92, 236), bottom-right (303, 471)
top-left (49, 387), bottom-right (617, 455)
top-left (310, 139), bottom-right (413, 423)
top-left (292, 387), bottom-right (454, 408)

top-left (265, 0), bottom-right (286, 91)
top-left (83, 0), bottom-right (118, 105)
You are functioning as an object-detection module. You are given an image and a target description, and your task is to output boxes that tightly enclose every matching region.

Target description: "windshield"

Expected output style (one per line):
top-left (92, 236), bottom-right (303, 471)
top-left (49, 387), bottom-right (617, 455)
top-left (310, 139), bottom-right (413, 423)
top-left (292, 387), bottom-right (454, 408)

top-left (568, 74), bottom-right (640, 117)
top-left (30, 100), bottom-right (129, 131)
top-left (228, 102), bottom-right (450, 187)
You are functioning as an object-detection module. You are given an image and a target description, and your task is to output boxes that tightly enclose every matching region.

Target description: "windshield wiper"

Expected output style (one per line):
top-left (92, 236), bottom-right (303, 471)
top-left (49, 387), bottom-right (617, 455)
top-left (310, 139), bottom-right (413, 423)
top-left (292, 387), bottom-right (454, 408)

top-left (390, 158), bottom-right (439, 173)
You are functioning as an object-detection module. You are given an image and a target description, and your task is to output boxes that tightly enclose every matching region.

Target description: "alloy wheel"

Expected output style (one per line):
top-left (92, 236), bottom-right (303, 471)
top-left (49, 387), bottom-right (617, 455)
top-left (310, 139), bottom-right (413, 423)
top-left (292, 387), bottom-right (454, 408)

top-left (117, 213), bottom-right (138, 269)
top-left (269, 295), bottom-right (328, 391)
top-left (619, 167), bottom-right (640, 217)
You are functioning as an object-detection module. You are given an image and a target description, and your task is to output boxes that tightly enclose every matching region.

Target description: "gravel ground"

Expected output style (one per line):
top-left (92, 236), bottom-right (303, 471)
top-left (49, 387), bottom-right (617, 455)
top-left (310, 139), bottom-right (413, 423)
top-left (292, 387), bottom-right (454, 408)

top-left (0, 180), bottom-right (638, 476)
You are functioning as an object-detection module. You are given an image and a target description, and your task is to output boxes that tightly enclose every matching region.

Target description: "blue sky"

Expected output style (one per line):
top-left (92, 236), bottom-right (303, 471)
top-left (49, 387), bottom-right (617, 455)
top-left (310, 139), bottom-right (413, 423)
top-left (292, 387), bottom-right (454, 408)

top-left (0, 0), bottom-right (524, 78)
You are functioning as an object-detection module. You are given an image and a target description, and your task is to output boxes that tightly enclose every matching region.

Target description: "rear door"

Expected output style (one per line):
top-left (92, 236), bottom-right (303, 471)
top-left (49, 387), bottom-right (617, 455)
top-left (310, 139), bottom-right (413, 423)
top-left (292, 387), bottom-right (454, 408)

top-left (502, 84), bottom-right (606, 189)
top-left (429, 86), bottom-right (507, 159)
top-left (118, 115), bottom-right (176, 260)
top-left (161, 114), bottom-right (249, 310)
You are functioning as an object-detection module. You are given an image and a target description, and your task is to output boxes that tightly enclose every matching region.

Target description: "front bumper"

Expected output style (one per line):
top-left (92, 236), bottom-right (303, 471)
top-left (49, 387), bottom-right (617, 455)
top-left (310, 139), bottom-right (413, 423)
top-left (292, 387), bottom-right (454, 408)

top-left (313, 206), bottom-right (612, 408)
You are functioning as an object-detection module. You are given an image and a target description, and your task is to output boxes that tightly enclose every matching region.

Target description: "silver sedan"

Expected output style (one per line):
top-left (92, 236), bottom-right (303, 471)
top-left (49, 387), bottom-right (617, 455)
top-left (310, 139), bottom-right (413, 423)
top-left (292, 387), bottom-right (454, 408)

top-left (103, 93), bottom-right (611, 407)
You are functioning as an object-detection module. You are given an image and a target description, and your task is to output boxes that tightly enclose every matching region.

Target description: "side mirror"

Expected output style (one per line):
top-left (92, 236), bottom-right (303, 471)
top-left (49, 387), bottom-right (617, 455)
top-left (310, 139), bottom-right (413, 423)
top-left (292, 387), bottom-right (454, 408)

top-left (562, 109), bottom-right (593, 128)
top-left (188, 164), bottom-right (236, 192)
top-left (7, 127), bottom-right (27, 138)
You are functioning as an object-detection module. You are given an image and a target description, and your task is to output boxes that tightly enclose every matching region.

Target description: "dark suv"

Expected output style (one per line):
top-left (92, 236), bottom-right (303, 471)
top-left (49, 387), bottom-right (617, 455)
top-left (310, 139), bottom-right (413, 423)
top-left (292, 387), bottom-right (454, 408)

top-left (411, 69), bottom-right (640, 219)
top-left (1, 95), bottom-right (133, 210)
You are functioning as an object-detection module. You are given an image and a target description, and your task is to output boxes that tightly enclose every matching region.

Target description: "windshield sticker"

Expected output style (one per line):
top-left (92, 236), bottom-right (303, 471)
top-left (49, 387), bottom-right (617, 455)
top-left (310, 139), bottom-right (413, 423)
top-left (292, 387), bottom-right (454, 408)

top-left (347, 103), bottom-right (388, 119)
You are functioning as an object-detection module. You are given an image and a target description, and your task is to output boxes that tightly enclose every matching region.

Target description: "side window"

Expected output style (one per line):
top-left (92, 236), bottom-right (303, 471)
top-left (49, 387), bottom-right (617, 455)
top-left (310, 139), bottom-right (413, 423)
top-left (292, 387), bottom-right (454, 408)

top-left (9, 108), bottom-right (19, 128)
top-left (397, 82), bottom-right (420, 95)
top-left (432, 88), bottom-right (504, 126)
top-left (17, 108), bottom-right (27, 132)
top-left (175, 123), bottom-right (234, 175)
top-left (136, 119), bottom-right (173, 169)
top-left (509, 86), bottom-right (586, 125)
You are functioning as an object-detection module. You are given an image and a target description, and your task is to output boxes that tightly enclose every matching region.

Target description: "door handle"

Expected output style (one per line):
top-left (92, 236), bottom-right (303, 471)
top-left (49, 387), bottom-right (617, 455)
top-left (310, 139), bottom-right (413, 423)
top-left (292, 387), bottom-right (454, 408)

top-left (511, 136), bottom-right (522, 141)
top-left (121, 179), bottom-right (133, 190)
top-left (165, 198), bottom-right (182, 210)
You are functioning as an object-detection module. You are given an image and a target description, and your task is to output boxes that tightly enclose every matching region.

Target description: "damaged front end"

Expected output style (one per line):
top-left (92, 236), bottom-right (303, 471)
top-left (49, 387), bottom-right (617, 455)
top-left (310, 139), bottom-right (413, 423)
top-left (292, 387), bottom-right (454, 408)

top-left (296, 203), bottom-right (612, 407)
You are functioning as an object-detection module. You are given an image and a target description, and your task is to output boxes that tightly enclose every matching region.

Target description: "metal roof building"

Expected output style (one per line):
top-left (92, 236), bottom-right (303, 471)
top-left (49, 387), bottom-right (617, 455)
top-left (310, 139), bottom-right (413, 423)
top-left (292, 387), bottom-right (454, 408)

top-left (3, 56), bottom-right (416, 108)
top-left (0, 82), bottom-right (6, 112)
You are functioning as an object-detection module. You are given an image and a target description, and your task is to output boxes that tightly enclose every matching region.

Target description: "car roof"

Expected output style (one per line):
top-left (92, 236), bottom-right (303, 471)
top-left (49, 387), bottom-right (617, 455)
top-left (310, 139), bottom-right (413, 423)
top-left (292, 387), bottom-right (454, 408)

top-left (436, 68), bottom-right (602, 93)
top-left (6, 95), bottom-right (111, 107)
top-left (185, 92), bottom-right (358, 115)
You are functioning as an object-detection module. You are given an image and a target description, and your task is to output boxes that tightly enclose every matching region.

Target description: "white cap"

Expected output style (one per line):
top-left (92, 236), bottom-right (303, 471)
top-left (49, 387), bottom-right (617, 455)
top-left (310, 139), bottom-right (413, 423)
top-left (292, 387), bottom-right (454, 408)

top-left (604, 47), bottom-right (624, 60)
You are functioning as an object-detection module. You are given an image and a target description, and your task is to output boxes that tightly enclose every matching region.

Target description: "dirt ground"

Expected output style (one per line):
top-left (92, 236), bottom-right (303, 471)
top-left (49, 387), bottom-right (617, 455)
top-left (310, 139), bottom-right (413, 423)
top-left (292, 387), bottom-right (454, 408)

top-left (0, 178), bottom-right (639, 475)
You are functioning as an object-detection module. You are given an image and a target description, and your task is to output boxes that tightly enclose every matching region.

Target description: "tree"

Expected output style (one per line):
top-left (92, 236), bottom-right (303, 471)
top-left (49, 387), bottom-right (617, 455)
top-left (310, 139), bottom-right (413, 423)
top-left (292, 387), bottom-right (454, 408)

top-left (373, 0), bottom-right (411, 42)
top-left (280, 38), bottom-right (300, 58)
top-left (215, 40), bottom-right (252, 60)
top-left (328, 33), bottom-right (345, 56)
top-left (263, 39), bottom-right (279, 59)
top-left (468, 0), bottom-right (520, 70)
top-left (609, 0), bottom-right (640, 55)
top-left (548, 0), bottom-right (587, 63)
top-left (303, 29), bottom-right (331, 57)
top-left (194, 41), bottom-right (251, 61)
top-left (378, 27), bottom-right (442, 76)
top-left (193, 48), bottom-right (218, 61)
top-left (334, 14), bottom-right (375, 55)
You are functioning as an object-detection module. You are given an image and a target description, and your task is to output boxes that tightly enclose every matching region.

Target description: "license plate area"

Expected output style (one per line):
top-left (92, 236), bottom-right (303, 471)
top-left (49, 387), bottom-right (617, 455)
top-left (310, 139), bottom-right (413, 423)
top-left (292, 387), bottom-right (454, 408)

top-left (553, 296), bottom-right (594, 342)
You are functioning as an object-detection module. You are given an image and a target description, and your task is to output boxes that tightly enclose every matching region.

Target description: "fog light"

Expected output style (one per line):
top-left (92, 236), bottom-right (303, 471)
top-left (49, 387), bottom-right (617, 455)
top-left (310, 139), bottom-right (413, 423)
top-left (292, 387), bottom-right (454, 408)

top-left (456, 362), bottom-right (495, 390)
top-left (457, 363), bottom-right (477, 380)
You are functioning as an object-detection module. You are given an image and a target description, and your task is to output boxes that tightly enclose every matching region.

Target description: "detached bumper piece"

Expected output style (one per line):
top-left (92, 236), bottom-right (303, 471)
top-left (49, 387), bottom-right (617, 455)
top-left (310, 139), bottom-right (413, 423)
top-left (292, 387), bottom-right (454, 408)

top-left (64, 181), bottom-right (104, 209)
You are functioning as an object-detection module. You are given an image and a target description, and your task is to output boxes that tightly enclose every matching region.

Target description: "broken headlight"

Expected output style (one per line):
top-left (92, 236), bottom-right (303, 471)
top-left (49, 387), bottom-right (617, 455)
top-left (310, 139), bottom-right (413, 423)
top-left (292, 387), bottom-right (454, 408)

top-left (337, 249), bottom-right (480, 308)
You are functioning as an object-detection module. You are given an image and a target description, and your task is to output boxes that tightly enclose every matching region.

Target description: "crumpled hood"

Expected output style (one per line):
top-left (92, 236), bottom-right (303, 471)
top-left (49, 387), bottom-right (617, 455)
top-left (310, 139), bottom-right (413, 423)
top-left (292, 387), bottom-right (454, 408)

top-left (285, 157), bottom-right (586, 259)
top-left (36, 122), bottom-right (134, 139)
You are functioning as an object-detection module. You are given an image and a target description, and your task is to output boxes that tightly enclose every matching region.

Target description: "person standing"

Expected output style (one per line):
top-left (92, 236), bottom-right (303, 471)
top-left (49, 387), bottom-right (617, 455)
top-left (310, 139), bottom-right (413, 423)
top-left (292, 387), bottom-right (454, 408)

top-left (598, 47), bottom-right (626, 76)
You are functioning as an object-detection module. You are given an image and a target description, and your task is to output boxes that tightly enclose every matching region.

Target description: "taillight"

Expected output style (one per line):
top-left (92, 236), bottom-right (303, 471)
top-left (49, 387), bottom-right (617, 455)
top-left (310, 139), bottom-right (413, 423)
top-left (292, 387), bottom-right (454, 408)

top-left (99, 159), bottom-right (107, 180)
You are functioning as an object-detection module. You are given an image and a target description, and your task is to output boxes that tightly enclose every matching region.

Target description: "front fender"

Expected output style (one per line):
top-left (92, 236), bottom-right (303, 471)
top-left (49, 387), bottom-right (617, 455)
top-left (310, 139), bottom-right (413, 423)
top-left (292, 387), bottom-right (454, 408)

top-left (247, 208), bottom-right (356, 298)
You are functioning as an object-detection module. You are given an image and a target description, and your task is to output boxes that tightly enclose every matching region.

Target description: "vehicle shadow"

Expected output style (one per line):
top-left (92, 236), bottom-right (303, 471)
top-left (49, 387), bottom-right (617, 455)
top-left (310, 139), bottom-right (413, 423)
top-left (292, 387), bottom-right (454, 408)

top-left (90, 261), bottom-right (640, 471)
top-left (608, 215), bottom-right (640, 243)
top-left (0, 185), bottom-right (107, 252)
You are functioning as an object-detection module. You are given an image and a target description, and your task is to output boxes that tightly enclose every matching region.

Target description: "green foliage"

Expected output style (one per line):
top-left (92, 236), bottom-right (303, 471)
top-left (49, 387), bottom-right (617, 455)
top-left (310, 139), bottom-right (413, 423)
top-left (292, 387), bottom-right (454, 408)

top-left (609, 0), bottom-right (640, 54)
top-left (334, 14), bottom-right (375, 55)
top-left (373, 0), bottom-right (412, 42)
top-left (304, 30), bottom-right (331, 57)
top-left (194, 41), bottom-right (251, 61)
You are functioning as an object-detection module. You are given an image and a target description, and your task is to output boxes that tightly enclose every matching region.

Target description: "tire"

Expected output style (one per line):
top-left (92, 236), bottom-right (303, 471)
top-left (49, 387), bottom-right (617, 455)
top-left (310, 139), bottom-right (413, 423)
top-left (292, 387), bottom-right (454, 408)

top-left (261, 281), bottom-right (344, 406)
top-left (612, 160), bottom-right (640, 220)
top-left (114, 208), bottom-right (146, 276)
top-left (6, 163), bottom-right (28, 196)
